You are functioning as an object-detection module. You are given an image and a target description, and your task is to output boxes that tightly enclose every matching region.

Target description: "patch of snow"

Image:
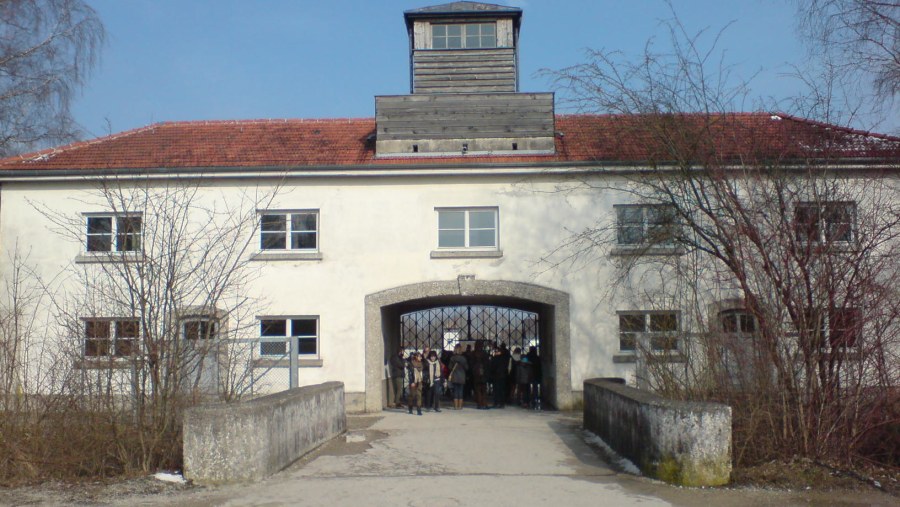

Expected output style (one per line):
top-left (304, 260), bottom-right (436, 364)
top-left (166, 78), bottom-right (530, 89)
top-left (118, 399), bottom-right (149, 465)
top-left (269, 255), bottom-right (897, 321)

top-left (345, 433), bottom-right (366, 443)
top-left (153, 471), bottom-right (186, 484)
top-left (770, 115), bottom-right (782, 121)
top-left (582, 430), bottom-right (642, 476)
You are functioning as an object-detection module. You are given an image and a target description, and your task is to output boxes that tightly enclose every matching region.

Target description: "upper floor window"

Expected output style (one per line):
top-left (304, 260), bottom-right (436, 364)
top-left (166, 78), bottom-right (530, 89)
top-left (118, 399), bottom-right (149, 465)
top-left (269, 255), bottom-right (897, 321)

top-left (618, 311), bottom-right (679, 352)
top-left (259, 317), bottom-right (319, 357)
top-left (437, 208), bottom-right (498, 249)
top-left (86, 214), bottom-right (142, 253)
top-left (260, 211), bottom-right (318, 251)
top-left (84, 318), bottom-right (139, 358)
top-left (805, 307), bottom-right (861, 349)
top-left (615, 204), bottom-right (677, 247)
top-left (794, 202), bottom-right (855, 243)
top-left (432, 23), bottom-right (496, 49)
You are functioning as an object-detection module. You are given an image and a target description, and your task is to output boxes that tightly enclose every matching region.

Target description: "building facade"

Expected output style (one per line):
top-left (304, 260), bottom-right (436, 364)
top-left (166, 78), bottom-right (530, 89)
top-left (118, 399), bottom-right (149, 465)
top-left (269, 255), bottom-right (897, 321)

top-left (0, 2), bottom-right (897, 412)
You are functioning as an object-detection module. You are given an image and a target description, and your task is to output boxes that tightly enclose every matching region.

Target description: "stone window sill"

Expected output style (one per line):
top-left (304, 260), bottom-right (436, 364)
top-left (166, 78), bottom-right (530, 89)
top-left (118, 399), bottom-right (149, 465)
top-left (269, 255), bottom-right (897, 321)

top-left (613, 353), bottom-right (687, 363)
top-left (75, 252), bottom-right (144, 264)
top-left (250, 251), bottom-right (323, 262)
top-left (252, 358), bottom-right (323, 368)
top-left (430, 249), bottom-right (503, 259)
top-left (610, 246), bottom-right (682, 257)
top-left (75, 358), bottom-right (136, 370)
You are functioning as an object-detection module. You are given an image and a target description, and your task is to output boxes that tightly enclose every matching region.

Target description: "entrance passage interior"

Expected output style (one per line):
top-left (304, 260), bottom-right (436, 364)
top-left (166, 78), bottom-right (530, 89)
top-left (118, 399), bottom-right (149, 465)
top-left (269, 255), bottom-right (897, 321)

top-left (364, 279), bottom-right (572, 413)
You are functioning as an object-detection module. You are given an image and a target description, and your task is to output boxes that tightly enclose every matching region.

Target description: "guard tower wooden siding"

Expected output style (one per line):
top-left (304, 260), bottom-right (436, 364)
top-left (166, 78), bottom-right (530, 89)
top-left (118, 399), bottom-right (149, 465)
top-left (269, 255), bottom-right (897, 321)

top-left (375, 2), bottom-right (555, 157)
top-left (405, 2), bottom-right (521, 94)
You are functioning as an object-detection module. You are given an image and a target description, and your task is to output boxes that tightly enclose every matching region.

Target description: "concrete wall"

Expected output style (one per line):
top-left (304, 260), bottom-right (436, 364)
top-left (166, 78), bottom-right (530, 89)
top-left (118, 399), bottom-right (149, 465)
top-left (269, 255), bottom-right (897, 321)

top-left (183, 381), bottom-right (346, 484)
top-left (583, 378), bottom-right (732, 487)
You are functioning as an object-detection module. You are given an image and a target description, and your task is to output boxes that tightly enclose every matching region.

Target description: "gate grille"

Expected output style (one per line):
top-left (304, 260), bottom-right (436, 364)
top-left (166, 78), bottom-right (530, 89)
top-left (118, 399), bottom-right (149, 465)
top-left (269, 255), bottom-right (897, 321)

top-left (400, 305), bottom-right (539, 353)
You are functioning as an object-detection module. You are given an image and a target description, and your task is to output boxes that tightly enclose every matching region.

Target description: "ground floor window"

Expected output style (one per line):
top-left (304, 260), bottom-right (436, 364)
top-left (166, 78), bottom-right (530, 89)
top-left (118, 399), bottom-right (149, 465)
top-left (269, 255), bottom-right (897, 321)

top-left (83, 318), bottom-right (139, 358)
top-left (259, 317), bottom-right (318, 357)
top-left (618, 311), bottom-right (679, 352)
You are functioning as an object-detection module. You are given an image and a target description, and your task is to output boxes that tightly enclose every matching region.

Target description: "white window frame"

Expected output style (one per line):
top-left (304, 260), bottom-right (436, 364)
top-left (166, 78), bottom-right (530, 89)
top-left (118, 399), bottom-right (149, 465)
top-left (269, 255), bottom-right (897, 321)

top-left (259, 210), bottom-right (319, 252)
top-left (614, 204), bottom-right (678, 247)
top-left (431, 22), bottom-right (496, 49)
top-left (83, 318), bottom-right (139, 359)
top-left (617, 311), bottom-right (680, 353)
top-left (181, 317), bottom-right (219, 341)
top-left (258, 316), bottom-right (319, 358)
top-left (436, 207), bottom-right (499, 250)
top-left (794, 201), bottom-right (856, 244)
top-left (84, 212), bottom-right (143, 253)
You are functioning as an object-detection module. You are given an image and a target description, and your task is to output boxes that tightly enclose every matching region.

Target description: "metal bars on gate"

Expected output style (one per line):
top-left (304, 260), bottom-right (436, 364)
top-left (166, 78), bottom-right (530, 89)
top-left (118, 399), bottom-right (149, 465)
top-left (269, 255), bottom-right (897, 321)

top-left (400, 305), bottom-right (539, 353)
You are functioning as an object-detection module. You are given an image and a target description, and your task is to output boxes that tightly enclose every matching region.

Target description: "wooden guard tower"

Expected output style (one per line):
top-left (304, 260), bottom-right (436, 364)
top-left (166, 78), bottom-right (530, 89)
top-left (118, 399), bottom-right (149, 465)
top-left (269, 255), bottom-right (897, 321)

top-left (375, 1), bottom-right (555, 157)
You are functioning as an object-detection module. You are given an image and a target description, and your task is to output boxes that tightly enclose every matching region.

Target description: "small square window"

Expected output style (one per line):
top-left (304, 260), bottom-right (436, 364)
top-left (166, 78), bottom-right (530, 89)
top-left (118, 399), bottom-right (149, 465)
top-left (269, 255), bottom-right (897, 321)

top-left (83, 318), bottom-right (140, 359)
top-left (794, 202), bottom-right (855, 243)
top-left (615, 205), bottom-right (677, 247)
top-left (85, 214), bottom-right (142, 253)
top-left (260, 211), bottom-right (318, 251)
top-left (437, 208), bottom-right (498, 249)
top-left (259, 317), bottom-right (319, 357)
top-left (618, 312), bottom-right (679, 352)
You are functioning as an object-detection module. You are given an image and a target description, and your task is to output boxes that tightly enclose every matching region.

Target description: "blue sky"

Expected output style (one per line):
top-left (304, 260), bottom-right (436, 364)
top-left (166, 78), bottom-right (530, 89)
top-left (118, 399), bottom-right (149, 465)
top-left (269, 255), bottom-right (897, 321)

top-left (72, 0), bottom-right (896, 139)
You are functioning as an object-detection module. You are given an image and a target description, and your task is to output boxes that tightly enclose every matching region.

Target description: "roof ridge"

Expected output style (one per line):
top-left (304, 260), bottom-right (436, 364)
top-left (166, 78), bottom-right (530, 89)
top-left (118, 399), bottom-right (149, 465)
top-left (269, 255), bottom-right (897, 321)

top-left (772, 112), bottom-right (900, 142)
top-left (156, 117), bottom-right (376, 126)
top-left (0, 123), bottom-right (163, 165)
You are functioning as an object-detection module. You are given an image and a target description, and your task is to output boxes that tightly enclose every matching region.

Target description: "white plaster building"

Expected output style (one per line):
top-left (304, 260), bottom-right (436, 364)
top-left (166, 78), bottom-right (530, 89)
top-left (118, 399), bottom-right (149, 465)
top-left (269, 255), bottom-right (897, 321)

top-left (0, 2), bottom-right (897, 412)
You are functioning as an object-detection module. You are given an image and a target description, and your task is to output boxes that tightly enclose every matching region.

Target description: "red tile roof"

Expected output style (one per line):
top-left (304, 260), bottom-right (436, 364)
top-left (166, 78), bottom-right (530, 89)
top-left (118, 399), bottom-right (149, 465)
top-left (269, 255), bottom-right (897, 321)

top-left (0, 113), bottom-right (897, 172)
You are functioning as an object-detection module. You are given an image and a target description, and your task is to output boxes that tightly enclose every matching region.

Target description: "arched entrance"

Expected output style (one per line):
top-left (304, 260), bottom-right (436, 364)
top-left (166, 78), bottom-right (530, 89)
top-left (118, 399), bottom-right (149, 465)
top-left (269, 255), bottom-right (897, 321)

top-left (364, 278), bottom-right (572, 412)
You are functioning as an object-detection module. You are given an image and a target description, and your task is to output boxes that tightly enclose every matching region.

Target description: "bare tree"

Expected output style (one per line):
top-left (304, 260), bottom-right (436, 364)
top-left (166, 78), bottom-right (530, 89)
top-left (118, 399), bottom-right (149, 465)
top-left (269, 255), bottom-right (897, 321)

top-left (545, 15), bottom-right (900, 470)
top-left (795, 0), bottom-right (900, 100)
top-left (29, 177), bottom-right (276, 473)
top-left (0, 0), bottom-right (104, 156)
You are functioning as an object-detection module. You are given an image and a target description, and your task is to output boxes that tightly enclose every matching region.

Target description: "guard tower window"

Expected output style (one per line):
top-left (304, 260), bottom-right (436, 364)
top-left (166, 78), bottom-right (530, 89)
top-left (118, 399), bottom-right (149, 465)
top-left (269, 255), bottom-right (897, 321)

top-left (432, 23), bottom-right (496, 49)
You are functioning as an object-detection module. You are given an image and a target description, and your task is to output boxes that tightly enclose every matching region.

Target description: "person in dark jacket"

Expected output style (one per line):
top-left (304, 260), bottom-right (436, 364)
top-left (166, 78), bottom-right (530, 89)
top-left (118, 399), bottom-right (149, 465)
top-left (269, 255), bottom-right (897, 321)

top-left (471, 347), bottom-right (490, 409)
top-left (448, 345), bottom-right (468, 410)
top-left (489, 347), bottom-right (510, 408)
top-left (407, 352), bottom-right (424, 415)
top-left (516, 354), bottom-right (534, 407)
top-left (424, 350), bottom-right (443, 412)
top-left (388, 350), bottom-right (405, 408)
top-left (526, 346), bottom-right (541, 410)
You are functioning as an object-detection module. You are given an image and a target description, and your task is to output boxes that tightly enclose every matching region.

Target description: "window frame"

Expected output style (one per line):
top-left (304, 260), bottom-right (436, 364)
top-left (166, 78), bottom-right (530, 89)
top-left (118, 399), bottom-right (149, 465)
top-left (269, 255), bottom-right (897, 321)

top-left (614, 204), bottom-right (679, 248)
top-left (83, 212), bottom-right (143, 254)
top-left (82, 318), bottom-right (140, 359)
top-left (794, 201), bottom-right (856, 244)
top-left (617, 311), bottom-right (680, 353)
top-left (258, 316), bottom-right (320, 358)
top-left (182, 317), bottom-right (220, 342)
top-left (259, 210), bottom-right (319, 252)
top-left (436, 207), bottom-right (499, 250)
top-left (431, 22), bottom-right (497, 49)
top-left (719, 309), bottom-right (757, 334)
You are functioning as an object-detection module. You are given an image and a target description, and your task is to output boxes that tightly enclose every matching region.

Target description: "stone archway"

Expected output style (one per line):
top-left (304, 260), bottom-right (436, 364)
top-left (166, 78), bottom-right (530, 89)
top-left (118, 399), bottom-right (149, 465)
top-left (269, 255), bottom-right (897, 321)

top-left (364, 278), bottom-right (572, 412)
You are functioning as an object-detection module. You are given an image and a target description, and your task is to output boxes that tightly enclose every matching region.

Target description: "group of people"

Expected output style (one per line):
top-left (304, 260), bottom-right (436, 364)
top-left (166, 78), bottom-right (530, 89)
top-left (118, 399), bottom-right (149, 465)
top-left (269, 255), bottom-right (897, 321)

top-left (388, 342), bottom-right (541, 415)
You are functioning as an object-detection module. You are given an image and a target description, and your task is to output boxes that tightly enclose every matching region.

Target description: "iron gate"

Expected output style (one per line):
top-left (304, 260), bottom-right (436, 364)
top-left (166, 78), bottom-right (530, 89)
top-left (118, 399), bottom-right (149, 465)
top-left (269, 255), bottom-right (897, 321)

top-left (400, 305), bottom-right (539, 354)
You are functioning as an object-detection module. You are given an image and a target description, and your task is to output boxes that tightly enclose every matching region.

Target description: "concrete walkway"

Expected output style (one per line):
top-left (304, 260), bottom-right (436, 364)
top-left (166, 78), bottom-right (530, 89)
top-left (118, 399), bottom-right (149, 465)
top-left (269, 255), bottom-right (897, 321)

top-left (128, 406), bottom-right (894, 507)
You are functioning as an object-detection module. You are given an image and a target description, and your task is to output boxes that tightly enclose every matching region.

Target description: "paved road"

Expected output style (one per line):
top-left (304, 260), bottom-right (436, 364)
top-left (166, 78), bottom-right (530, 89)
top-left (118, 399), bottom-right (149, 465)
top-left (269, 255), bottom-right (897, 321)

top-left (126, 406), bottom-right (893, 506)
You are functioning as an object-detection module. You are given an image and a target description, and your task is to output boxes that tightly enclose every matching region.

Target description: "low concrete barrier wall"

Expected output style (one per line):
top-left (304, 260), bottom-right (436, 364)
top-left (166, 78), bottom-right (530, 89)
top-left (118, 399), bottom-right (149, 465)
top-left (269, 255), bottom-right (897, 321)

top-left (583, 378), bottom-right (731, 486)
top-left (183, 381), bottom-right (346, 484)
